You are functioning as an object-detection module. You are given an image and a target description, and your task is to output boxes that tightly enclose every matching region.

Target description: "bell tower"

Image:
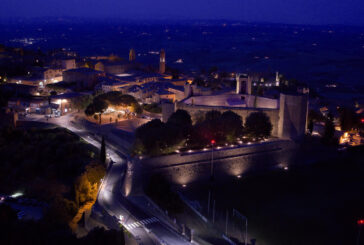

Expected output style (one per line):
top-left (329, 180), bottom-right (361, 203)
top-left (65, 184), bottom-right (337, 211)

top-left (159, 49), bottom-right (166, 74)
top-left (129, 49), bottom-right (136, 61)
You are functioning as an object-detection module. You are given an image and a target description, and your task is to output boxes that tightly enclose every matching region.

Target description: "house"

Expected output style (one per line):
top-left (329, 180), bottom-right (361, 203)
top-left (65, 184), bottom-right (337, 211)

top-left (63, 68), bottom-right (103, 90)
top-left (1, 83), bottom-right (38, 96)
top-left (99, 78), bottom-right (130, 93)
top-left (7, 97), bottom-right (49, 114)
top-left (9, 76), bottom-right (46, 88)
top-left (50, 92), bottom-right (89, 115)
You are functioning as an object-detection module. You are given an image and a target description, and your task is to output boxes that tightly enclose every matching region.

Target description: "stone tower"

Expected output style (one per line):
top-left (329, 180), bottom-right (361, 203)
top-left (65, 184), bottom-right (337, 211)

top-left (159, 49), bottom-right (166, 74)
top-left (275, 71), bottom-right (280, 86)
top-left (278, 93), bottom-right (308, 139)
top-left (236, 74), bottom-right (252, 95)
top-left (129, 49), bottom-right (136, 61)
top-left (236, 73), bottom-right (243, 94)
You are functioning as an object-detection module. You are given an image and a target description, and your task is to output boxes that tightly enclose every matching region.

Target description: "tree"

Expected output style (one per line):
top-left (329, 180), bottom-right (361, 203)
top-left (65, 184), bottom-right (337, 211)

top-left (221, 111), bottom-right (243, 142)
top-left (82, 227), bottom-right (125, 245)
top-left (245, 112), bottom-right (272, 138)
top-left (308, 119), bottom-right (314, 134)
top-left (85, 99), bottom-right (108, 117)
top-left (142, 103), bottom-right (162, 114)
top-left (133, 119), bottom-right (166, 155)
top-left (100, 136), bottom-right (106, 164)
top-left (308, 109), bottom-right (325, 122)
top-left (339, 107), bottom-right (359, 131)
top-left (131, 102), bottom-right (143, 115)
top-left (46, 84), bottom-right (67, 94)
top-left (193, 77), bottom-right (205, 87)
top-left (322, 113), bottom-right (336, 144)
top-left (0, 204), bottom-right (18, 222)
top-left (167, 109), bottom-right (192, 134)
top-left (205, 110), bottom-right (221, 122)
top-left (188, 110), bottom-right (223, 146)
top-left (71, 95), bottom-right (93, 112)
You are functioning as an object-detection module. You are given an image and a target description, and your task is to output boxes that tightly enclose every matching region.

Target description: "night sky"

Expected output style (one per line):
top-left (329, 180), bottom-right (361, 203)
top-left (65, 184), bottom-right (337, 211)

top-left (1, 0), bottom-right (364, 25)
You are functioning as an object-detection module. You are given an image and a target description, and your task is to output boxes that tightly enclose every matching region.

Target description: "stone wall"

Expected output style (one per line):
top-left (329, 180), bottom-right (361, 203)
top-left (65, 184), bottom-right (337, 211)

top-left (177, 102), bottom-right (280, 136)
top-left (123, 140), bottom-right (297, 195)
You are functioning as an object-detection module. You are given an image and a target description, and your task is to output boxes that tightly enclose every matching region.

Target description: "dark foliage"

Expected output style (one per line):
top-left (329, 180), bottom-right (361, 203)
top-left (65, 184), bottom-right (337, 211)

top-left (132, 109), bottom-right (245, 155)
top-left (167, 109), bottom-right (193, 136)
top-left (100, 136), bottom-right (106, 164)
top-left (244, 112), bottom-right (272, 138)
top-left (142, 103), bottom-right (162, 114)
top-left (85, 98), bottom-right (108, 116)
top-left (322, 113), bottom-right (337, 144)
top-left (0, 206), bottom-right (125, 245)
top-left (339, 107), bottom-right (360, 131)
top-left (0, 127), bottom-right (102, 224)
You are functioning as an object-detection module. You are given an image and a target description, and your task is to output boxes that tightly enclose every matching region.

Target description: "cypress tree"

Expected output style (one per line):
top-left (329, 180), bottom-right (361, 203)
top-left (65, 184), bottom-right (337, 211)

top-left (100, 136), bottom-right (106, 164)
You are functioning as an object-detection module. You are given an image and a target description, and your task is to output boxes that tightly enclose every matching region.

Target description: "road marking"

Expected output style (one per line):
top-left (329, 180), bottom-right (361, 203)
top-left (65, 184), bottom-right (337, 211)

top-left (125, 217), bottom-right (159, 230)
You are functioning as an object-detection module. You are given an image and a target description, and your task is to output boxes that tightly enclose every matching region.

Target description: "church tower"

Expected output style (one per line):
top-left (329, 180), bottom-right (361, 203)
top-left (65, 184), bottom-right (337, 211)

top-left (129, 49), bottom-right (136, 61)
top-left (159, 49), bottom-right (166, 74)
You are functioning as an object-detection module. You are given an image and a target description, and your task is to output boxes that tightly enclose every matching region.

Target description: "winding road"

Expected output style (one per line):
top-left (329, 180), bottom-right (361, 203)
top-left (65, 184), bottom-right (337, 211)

top-left (23, 113), bottom-right (192, 245)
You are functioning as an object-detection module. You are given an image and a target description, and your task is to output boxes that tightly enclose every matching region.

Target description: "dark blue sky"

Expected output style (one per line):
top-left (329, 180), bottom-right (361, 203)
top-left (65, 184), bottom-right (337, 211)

top-left (1, 0), bottom-right (364, 25)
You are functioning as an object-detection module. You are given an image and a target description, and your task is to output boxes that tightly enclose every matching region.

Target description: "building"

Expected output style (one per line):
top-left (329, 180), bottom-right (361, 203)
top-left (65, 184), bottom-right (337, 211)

top-left (43, 68), bottom-right (63, 83)
top-left (63, 68), bottom-right (102, 90)
top-left (99, 78), bottom-right (130, 93)
top-left (49, 58), bottom-right (77, 70)
top-left (50, 92), bottom-right (85, 115)
top-left (95, 60), bottom-right (130, 74)
top-left (1, 83), bottom-right (38, 96)
top-left (8, 76), bottom-right (46, 89)
top-left (169, 76), bottom-right (308, 139)
top-left (7, 97), bottom-right (49, 114)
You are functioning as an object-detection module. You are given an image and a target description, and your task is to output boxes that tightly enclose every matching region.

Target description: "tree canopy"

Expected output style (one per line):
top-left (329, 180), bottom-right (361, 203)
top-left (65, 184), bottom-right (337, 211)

top-left (132, 109), bottom-right (246, 155)
top-left (132, 110), bottom-right (193, 155)
top-left (0, 127), bottom-right (104, 225)
top-left (244, 111), bottom-right (272, 138)
top-left (322, 113), bottom-right (336, 144)
top-left (70, 95), bottom-right (93, 112)
top-left (85, 92), bottom-right (142, 116)
top-left (339, 107), bottom-right (360, 131)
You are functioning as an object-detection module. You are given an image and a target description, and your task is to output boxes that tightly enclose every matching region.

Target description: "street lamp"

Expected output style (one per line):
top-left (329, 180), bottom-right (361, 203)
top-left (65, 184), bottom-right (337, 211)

top-left (208, 139), bottom-right (216, 219)
top-left (233, 209), bottom-right (248, 245)
top-left (358, 219), bottom-right (364, 245)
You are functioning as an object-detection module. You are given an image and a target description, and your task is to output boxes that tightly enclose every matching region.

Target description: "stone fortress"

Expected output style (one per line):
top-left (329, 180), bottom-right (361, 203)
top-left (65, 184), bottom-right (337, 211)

top-left (164, 73), bottom-right (309, 140)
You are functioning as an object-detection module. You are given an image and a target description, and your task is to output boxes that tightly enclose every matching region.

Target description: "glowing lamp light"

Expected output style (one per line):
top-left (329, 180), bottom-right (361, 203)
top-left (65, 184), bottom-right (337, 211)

top-left (284, 166), bottom-right (289, 171)
top-left (361, 118), bottom-right (364, 123)
top-left (211, 139), bottom-right (216, 145)
top-left (358, 219), bottom-right (364, 225)
top-left (237, 175), bottom-right (242, 179)
top-left (182, 184), bottom-right (187, 188)
top-left (11, 192), bottom-right (23, 198)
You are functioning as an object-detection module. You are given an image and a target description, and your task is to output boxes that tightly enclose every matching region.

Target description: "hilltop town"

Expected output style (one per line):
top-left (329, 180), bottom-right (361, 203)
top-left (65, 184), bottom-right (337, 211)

top-left (1, 43), bottom-right (364, 245)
